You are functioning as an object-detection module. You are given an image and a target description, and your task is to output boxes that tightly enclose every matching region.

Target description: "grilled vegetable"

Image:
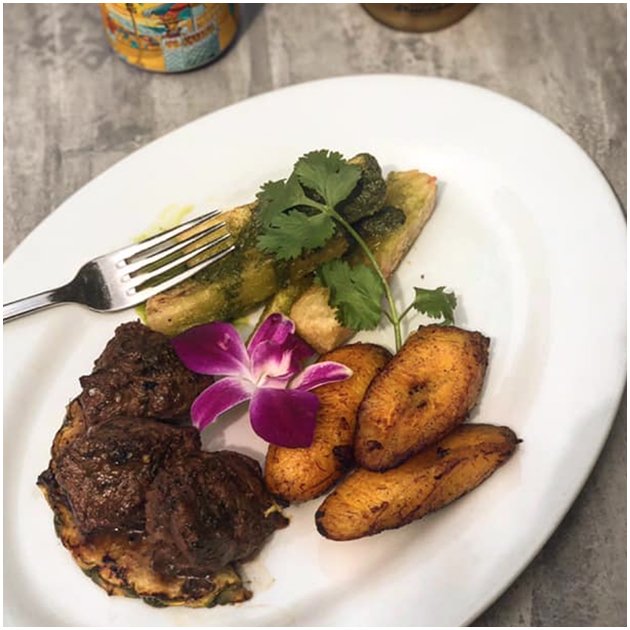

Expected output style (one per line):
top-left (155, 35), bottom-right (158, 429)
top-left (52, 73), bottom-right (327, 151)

top-left (264, 343), bottom-right (391, 503)
top-left (251, 276), bottom-right (314, 336)
top-left (350, 171), bottom-right (437, 277)
top-left (316, 424), bottom-right (518, 541)
top-left (290, 170), bottom-right (438, 353)
top-left (355, 325), bottom-right (490, 471)
top-left (38, 400), bottom-right (250, 608)
top-left (249, 206), bottom-right (406, 344)
top-left (145, 154), bottom-right (386, 337)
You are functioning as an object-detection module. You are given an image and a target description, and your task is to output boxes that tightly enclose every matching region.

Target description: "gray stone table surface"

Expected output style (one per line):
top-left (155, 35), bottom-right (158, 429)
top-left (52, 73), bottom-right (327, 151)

top-left (3, 3), bottom-right (626, 626)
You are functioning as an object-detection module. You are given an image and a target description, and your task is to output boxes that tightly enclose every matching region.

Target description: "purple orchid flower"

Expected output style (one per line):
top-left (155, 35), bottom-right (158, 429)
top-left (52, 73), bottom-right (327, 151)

top-left (171, 313), bottom-right (352, 448)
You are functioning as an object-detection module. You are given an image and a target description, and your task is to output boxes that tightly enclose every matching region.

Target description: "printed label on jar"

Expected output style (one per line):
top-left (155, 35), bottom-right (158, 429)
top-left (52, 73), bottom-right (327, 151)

top-left (100, 3), bottom-right (239, 73)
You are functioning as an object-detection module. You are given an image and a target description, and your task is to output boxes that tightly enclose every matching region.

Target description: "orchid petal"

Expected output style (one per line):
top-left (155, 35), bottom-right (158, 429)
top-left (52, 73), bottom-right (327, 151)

top-left (250, 340), bottom-right (297, 385)
top-left (190, 377), bottom-right (254, 431)
top-left (248, 313), bottom-right (315, 365)
top-left (250, 325), bottom-right (315, 385)
top-left (287, 334), bottom-right (316, 365)
top-left (290, 360), bottom-right (353, 391)
top-left (247, 312), bottom-right (295, 353)
top-left (249, 388), bottom-right (319, 447)
top-left (172, 322), bottom-right (250, 377)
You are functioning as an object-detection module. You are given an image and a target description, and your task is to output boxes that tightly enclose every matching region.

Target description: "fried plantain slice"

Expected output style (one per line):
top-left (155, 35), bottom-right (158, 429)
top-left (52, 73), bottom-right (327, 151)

top-left (355, 325), bottom-right (490, 471)
top-left (264, 343), bottom-right (392, 502)
top-left (316, 423), bottom-right (518, 541)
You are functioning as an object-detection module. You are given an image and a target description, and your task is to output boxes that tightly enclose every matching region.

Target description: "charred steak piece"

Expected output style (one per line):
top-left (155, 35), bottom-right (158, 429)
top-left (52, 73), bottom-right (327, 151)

top-left (146, 451), bottom-right (288, 579)
top-left (78, 321), bottom-right (212, 427)
top-left (53, 417), bottom-right (200, 535)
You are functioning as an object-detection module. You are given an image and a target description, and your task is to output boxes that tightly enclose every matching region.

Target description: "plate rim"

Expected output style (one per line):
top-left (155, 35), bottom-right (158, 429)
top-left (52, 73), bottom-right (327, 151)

top-left (3, 73), bottom-right (626, 627)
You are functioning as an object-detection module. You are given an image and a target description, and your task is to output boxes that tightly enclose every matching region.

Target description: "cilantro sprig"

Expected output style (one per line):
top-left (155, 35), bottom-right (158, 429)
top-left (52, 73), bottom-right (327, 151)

top-left (257, 150), bottom-right (457, 351)
top-left (407, 286), bottom-right (457, 325)
top-left (316, 260), bottom-right (384, 330)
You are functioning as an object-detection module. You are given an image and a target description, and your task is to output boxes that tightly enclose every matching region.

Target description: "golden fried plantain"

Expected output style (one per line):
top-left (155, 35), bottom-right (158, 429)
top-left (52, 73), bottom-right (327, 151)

top-left (355, 325), bottom-right (490, 471)
top-left (264, 343), bottom-right (392, 502)
top-left (316, 423), bottom-right (518, 541)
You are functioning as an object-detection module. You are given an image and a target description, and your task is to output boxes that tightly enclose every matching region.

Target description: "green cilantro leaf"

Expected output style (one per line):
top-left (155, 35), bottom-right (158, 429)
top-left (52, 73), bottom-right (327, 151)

top-left (317, 260), bottom-right (384, 330)
top-left (256, 171), bottom-right (335, 260)
top-left (256, 151), bottom-right (361, 262)
top-left (254, 150), bottom-right (460, 351)
top-left (258, 210), bottom-right (336, 260)
top-left (412, 286), bottom-right (457, 325)
top-left (256, 173), bottom-right (312, 226)
top-left (294, 150), bottom-right (362, 209)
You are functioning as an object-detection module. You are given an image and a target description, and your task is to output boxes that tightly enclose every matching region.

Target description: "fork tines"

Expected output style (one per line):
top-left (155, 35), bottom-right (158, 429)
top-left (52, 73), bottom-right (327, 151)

top-left (120, 209), bottom-right (235, 301)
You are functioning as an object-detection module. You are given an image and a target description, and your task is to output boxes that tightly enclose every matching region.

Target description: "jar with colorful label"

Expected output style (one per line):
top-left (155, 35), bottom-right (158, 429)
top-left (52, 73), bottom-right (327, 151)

top-left (100, 3), bottom-right (239, 73)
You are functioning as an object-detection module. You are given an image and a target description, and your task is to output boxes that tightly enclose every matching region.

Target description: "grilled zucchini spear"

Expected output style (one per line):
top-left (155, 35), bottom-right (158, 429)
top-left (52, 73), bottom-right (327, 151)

top-left (249, 170), bottom-right (437, 351)
top-left (145, 154), bottom-right (386, 337)
top-left (289, 170), bottom-right (438, 353)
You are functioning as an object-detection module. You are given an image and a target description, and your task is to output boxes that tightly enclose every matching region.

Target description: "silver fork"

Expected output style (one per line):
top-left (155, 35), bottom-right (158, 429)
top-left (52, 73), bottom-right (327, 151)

top-left (3, 209), bottom-right (235, 323)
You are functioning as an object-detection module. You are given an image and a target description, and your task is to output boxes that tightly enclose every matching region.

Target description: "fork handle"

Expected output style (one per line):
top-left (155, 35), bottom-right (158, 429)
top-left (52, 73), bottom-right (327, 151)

top-left (3, 287), bottom-right (69, 323)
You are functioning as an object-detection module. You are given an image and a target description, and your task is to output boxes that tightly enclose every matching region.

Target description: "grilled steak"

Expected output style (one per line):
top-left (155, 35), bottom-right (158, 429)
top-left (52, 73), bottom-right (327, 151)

top-left (40, 320), bottom-right (288, 605)
top-left (53, 417), bottom-right (200, 535)
top-left (146, 450), bottom-right (288, 578)
top-left (78, 321), bottom-right (212, 426)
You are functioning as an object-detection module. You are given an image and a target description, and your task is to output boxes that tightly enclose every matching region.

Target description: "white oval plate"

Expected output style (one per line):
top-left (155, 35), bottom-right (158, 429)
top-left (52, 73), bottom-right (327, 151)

top-left (4, 76), bottom-right (625, 626)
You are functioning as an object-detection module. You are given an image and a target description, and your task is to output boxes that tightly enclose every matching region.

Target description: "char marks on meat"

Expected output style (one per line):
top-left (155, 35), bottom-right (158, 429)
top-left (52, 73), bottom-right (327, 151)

top-left (78, 321), bottom-right (213, 427)
top-left (53, 417), bottom-right (200, 535)
top-left (146, 451), bottom-right (288, 578)
top-left (41, 320), bottom-right (287, 596)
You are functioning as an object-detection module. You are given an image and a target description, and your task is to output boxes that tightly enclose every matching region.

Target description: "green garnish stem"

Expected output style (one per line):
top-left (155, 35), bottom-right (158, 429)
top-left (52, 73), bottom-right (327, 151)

top-left (257, 152), bottom-right (457, 348)
top-left (397, 301), bottom-right (416, 323)
top-left (325, 206), bottom-right (403, 352)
